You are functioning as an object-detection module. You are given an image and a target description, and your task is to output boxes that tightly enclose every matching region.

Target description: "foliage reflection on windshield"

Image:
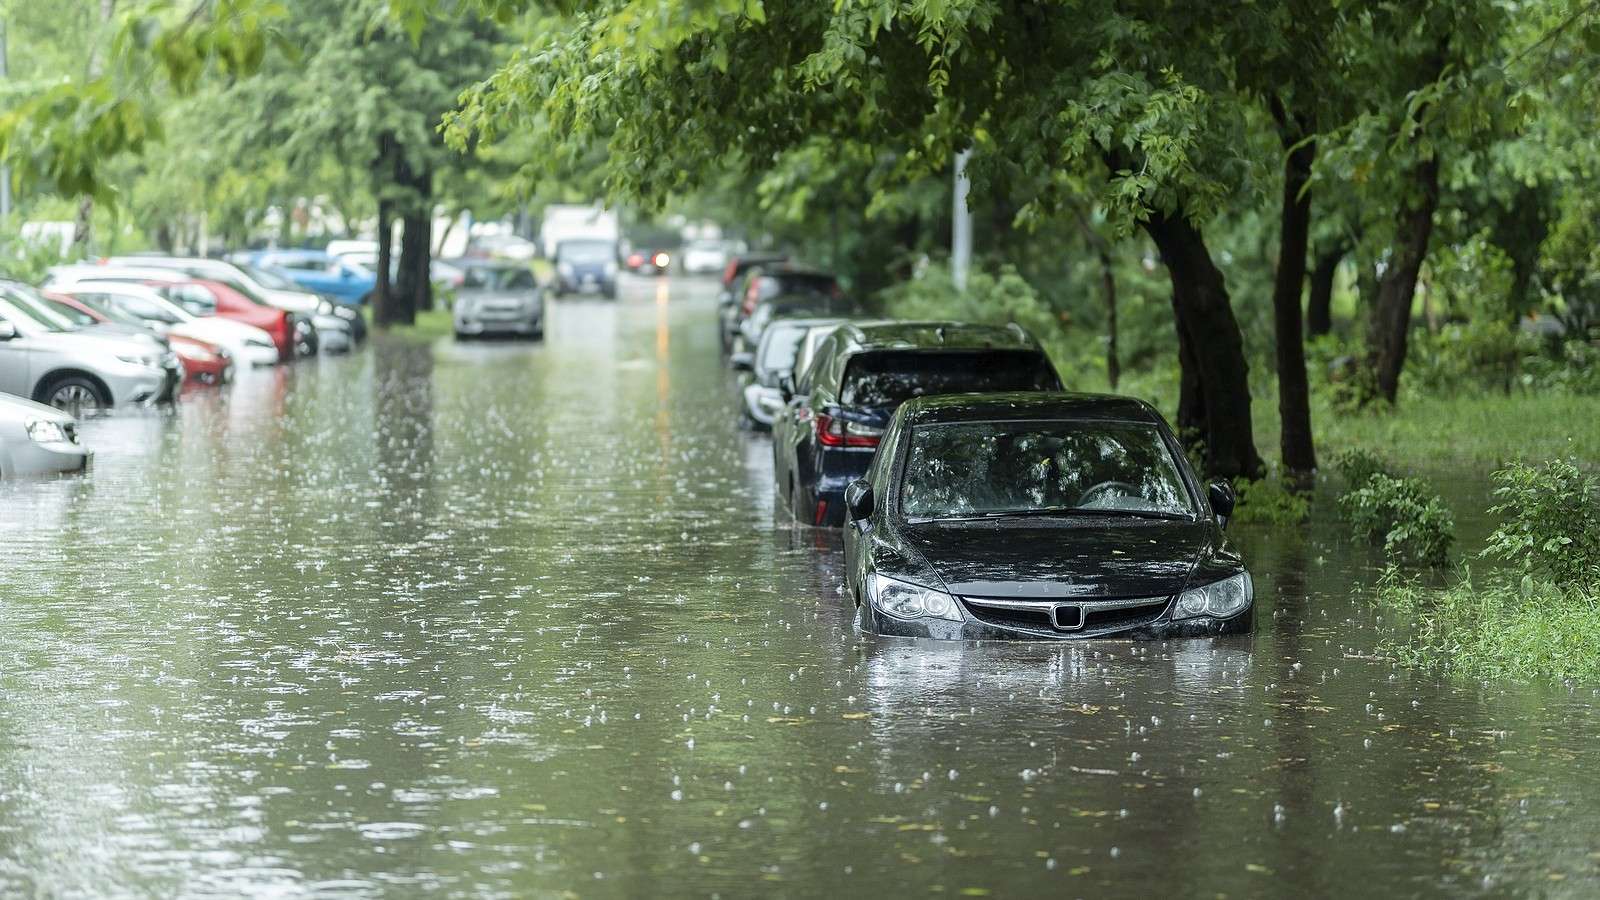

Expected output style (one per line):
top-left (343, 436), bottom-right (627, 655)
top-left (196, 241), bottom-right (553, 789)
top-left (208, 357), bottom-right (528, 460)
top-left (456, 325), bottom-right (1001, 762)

top-left (901, 420), bottom-right (1196, 520)
top-left (842, 350), bottom-right (1058, 407)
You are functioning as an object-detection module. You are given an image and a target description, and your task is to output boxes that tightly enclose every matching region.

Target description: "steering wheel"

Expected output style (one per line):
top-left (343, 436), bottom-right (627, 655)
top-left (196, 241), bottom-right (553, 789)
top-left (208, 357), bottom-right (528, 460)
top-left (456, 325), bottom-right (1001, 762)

top-left (1077, 480), bottom-right (1141, 508)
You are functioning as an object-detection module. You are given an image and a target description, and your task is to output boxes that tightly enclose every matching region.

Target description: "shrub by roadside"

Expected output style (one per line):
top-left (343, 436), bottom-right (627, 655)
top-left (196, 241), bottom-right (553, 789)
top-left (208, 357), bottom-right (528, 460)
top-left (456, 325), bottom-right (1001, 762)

top-left (1374, 459), bottom-right (1600, 680)
top-left (1335, 453), bottom-right (1455, 567)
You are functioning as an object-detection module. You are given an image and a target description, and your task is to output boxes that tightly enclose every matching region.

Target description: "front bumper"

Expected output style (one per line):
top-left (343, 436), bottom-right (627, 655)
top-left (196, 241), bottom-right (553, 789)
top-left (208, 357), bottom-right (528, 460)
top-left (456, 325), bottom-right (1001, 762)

top-left (311, 316), bottom-right (353, 353)
top-left (558, 273), bottom-right (616, 295)
top-left (455, 308), bottom-right (543, 336)
top-left (2, 437), bottom-right (91, 477)
top-left (104, 361), bottom-right (181, 406)
top-left (862, 599), bottom-right (1253, 641)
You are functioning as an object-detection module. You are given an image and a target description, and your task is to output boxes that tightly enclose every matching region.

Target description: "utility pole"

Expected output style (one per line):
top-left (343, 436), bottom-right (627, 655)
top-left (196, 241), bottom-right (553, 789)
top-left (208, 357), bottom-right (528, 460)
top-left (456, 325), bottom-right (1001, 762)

top-left (951, 149), bottom-right (972, 291)
top-left (0, 14), bottom-right (12, 221)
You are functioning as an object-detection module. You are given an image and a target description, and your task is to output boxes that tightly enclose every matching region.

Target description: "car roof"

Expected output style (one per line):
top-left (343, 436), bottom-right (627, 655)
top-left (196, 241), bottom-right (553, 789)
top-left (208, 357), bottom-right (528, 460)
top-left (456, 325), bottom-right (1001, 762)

top-left (831, 320), bottom-right (1041, 352)
top-left (898, 391), bottom-right (1164, 426)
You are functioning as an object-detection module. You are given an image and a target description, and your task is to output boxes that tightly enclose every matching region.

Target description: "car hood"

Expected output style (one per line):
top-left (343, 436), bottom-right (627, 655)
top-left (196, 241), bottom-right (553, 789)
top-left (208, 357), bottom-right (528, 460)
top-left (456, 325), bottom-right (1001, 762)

top-left (898, 519), bottom-right (1214, 600)
top-left (0, 391), bottom-right (75, 424)
top-left (261, 289), bottom-right (320, 313)
top-left (26, 330), bottom-right (169, 357)
top-left (172, 317), bottom-right (272, 345)
top-left (459, 290), bottom-right (537, 305)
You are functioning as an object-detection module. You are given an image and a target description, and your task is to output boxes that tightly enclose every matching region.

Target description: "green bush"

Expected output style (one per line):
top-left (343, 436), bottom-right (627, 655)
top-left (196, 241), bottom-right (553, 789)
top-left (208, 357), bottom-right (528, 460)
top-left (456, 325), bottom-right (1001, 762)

top-left (1230, 478), bottom-right (1310, 525)
top-left (1333, 449), bottom-right (1394, 487)
top-left (1481, 459), bottom-right (1600, 586)
top-left (1338, 473), bottom-right (1455, 567)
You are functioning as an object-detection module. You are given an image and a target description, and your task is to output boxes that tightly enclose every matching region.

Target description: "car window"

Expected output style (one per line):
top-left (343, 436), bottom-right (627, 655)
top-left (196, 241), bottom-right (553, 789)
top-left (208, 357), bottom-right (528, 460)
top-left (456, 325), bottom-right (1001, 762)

top-left (757, 324), bottom-right (808, 373)
top-left (0, 291), bottom-right (73, 332)
top-left (168, 285), bottom-right (218, 316)
top-left (900, 421), bottom-right (1197, 520)
top-left (840, 350), bottom-right (1059, 408)
top-left (43, 299), bottom-right (98, 327)
top-left (73, 293), bottom-right (149, 327)
top-left (105, 292), bottom-right (183, 324)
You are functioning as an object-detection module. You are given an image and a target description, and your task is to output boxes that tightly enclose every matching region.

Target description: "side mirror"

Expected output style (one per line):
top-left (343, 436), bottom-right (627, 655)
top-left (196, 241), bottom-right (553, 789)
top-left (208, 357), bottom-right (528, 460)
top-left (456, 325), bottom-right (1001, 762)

top-left (778, 374), bottom-right (796, 402)
top-left (845, 479), bottom-right (875, 523)
top-left (730, 351), bottom-right (754, 372)
top-left (1207, 480), bottom-right (1236, 527)
top-left (0, 321), bottom-right (15, 341)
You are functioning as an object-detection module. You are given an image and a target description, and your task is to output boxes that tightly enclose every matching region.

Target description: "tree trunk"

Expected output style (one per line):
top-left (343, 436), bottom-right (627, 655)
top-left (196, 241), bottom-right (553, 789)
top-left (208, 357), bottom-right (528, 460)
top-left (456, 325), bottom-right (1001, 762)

top-left (374, 196), bottom-right (397, 326)
top-left (1073, 208), bottom-right (1119, 390)
top-left (1269, 99), bottom-right (1317, 476)
top-left (1142, 210), bottom-right (1265, 479)
top-left (397, 211), bottom-right (430, 318)
top-left (1306, 245), bottom-right (1343, 338)
top-left (1099, 245), bottom-right (1120, 391)
top-left (1368, 155), bottom-right (1440, 404)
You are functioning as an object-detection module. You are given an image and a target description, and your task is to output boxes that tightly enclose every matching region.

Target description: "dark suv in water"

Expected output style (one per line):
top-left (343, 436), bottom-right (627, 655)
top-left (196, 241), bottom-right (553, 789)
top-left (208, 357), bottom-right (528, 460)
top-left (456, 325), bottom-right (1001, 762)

top-left (772, 321), bottom-right (1062, 526)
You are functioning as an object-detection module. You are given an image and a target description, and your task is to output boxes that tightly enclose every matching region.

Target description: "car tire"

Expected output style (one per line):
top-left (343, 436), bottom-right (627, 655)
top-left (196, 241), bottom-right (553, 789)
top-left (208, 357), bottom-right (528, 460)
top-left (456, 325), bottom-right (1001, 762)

top-left (790, 474), bottom-right (812, 524)
top-left (38, 373), bottom-right (110, 413)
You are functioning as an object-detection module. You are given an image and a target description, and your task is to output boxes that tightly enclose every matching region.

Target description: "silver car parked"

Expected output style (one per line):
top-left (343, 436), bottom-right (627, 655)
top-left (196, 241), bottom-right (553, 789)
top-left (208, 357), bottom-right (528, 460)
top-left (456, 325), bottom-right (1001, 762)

top-left (452, 262), bottom-right (545, 340)
top-left (0, 392), bottom-right (89, 477)
top-left (0, 283), bottom-right (183, 412)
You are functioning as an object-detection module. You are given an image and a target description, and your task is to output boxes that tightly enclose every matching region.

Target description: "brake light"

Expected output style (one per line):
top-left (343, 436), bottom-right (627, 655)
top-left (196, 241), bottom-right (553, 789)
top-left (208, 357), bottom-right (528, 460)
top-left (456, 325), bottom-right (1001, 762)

top-left (815, 413), bottom-right (882, 448)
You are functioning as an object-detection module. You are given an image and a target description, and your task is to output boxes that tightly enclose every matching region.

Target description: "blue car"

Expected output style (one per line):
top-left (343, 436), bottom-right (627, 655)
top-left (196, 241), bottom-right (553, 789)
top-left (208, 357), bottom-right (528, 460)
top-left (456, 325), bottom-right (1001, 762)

top-left (234, 249), bottom-right (376, 306)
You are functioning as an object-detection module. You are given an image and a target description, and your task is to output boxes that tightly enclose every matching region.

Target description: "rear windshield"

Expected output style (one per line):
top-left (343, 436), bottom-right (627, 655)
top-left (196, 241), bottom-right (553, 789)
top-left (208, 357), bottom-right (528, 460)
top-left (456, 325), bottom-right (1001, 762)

top-left (840, 350), bottom-right (1059, 407)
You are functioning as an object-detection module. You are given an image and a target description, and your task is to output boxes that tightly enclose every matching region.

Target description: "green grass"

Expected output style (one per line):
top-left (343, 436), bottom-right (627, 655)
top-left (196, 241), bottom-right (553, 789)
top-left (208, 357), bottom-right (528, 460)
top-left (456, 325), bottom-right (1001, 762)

top-left (1313, 391), bottom-right (1600, 468)
top-left (1376, 569), bottom-right (1600, 680)
top-left (372, 309), bottom-right (454, 341)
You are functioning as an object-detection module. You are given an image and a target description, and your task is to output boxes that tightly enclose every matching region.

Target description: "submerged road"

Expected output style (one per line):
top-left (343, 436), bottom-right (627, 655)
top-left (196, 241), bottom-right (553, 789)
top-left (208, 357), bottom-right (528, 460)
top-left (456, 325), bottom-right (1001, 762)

top-left (2, 275), bottom-right (1598, 897)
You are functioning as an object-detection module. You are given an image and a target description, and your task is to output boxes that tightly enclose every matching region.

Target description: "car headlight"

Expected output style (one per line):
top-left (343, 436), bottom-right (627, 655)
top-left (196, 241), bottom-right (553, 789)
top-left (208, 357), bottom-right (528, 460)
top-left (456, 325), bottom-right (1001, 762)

top-left (868, 574), bottom-right (962, 622)
top-left (116, 354), bottom-right (161, 368)
top-left (1172, 572), bottom-right (1253, 620)
top-left (25, 419), bottom-right (69, 444)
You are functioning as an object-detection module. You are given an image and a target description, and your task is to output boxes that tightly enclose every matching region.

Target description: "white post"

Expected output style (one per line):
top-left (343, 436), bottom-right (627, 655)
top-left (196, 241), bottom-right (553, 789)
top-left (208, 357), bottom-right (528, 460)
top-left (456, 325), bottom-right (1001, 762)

top-left (951, 149), bottom-right (972, 292)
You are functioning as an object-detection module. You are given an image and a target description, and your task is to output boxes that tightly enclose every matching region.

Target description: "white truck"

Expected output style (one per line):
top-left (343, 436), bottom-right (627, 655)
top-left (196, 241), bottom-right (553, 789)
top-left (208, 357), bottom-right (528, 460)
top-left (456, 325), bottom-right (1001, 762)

top-left (539, 205), bottom-right (620, 259)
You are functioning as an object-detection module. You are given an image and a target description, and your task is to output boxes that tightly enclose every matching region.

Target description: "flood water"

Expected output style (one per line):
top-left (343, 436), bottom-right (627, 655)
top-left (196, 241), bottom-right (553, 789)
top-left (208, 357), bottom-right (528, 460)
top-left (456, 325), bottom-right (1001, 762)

top-left (3, 276), bottom-right (1598, 898)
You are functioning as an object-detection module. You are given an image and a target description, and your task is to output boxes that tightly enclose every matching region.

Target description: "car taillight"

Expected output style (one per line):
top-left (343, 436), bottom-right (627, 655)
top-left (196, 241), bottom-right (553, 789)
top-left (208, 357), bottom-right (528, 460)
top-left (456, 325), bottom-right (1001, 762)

top-left (721, 261), bottom-right (738, 286)
top-left (815, 413), bottom-right (882, 448)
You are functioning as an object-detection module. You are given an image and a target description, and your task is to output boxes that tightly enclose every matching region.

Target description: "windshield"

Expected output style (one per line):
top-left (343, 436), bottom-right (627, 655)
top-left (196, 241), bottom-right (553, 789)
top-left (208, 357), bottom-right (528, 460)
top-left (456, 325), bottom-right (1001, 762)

top-left (901, 420), bottom-right (1197, 521)
top-left (462, 266), bottom-right (537, 291)
top-left (42, 298), bottom-right (99, 327)
top-left (841, 350), bottom-right (1059, 407)
top-left (0, 288), bottom-right (74, 332)
top-left (243, 264), bottom-right (297, 291)
top-left (557, 241), bottom-right (614, 263)
top-left (72, 293), bottom-right (152, 327)
top-left (102, 291), bottom-right (189, 324)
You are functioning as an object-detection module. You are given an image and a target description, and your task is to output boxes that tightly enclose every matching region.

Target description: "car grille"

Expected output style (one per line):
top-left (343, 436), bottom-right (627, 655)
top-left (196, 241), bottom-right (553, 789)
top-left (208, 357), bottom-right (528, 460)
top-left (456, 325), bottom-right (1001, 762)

top-left (959, 595), bottom-right (1172, 637)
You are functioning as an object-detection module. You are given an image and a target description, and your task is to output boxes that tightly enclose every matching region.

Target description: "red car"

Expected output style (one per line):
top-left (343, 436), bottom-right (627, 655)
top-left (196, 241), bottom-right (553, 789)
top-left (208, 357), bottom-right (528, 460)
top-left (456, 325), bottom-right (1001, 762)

top-left (41, 292), bottom-right (233, 385)
top-left (157, 279), bottom-right (295, 361)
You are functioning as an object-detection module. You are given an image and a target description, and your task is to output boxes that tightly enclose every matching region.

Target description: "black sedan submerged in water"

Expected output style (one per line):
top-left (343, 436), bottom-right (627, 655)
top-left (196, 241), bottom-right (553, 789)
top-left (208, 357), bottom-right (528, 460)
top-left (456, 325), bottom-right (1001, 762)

top-left (842, 393), bottom-right (1252, 640)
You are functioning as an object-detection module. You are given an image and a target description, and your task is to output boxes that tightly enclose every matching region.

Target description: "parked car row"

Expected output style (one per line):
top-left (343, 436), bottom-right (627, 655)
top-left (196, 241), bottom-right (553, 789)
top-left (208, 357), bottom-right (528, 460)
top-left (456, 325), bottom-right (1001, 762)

top-left (718, 253), bottom-right (1255, 643)
top-left (0, 252), bottom-right (377, 479)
